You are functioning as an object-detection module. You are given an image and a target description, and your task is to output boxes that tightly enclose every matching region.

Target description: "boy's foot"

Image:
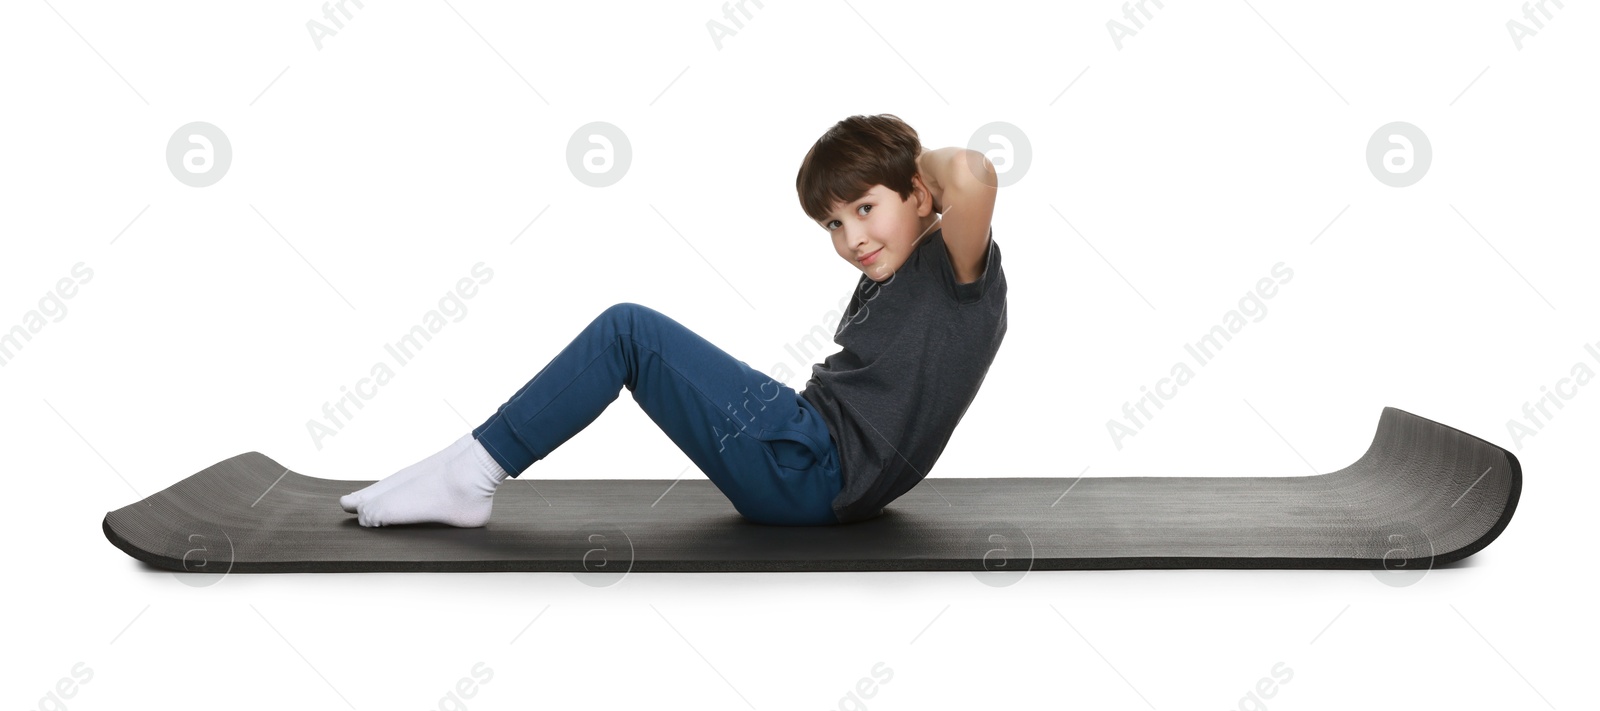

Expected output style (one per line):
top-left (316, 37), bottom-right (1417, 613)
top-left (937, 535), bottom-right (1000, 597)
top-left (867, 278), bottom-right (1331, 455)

top-left (339, 433), bottom-right (476, 513)
top-left (354, 436), bottom-right (510, 527)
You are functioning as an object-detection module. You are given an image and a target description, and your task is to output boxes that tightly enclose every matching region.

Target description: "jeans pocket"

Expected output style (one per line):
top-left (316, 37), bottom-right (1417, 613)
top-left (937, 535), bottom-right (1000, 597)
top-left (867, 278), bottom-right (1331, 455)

top-left (760, 435), bottom-right (819, 471)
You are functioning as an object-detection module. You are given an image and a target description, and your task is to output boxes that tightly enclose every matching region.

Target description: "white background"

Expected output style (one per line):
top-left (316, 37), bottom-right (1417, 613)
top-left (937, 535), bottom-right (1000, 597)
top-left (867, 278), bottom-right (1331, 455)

top-left (3, 1), bottom-right (1594, 709)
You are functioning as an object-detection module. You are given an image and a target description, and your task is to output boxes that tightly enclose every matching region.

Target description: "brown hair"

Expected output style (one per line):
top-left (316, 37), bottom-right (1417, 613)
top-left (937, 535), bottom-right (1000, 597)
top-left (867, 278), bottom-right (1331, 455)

top-left (795, 113), bottom-right (924, 225)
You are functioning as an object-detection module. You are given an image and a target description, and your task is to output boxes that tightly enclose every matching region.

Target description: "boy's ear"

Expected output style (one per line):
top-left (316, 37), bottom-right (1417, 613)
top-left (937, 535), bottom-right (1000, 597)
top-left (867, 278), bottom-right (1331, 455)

top-left (913, 174), bottom-right (942, 215)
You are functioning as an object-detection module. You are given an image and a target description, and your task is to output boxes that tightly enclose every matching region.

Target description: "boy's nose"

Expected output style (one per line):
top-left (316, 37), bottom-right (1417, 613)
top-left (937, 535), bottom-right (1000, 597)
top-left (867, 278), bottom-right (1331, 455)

top-left (844, 228), bottom-right (868, 249)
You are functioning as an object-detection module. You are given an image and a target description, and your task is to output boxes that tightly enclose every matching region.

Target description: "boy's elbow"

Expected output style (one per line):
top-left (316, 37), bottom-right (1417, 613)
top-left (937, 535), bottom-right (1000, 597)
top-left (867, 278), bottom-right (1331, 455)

top-left (956, 150), bottom-right (998, 189)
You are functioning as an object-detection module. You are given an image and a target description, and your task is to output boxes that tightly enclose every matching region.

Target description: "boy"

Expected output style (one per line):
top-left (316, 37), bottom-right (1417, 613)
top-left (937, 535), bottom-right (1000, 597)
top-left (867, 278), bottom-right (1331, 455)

top-left (340, 113), bottom-right (1006, 527)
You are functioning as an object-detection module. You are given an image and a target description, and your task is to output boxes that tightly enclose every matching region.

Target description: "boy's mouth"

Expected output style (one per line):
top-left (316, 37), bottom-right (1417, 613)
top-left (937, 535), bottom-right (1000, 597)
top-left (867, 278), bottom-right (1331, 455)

top-left (859, 248), bottom-right (882, 265)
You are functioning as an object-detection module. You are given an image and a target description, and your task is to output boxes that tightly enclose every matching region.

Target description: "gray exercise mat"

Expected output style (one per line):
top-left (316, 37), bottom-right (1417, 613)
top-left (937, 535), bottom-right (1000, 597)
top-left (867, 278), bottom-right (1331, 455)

top-left (103, 407), bottom-right (1519, 573)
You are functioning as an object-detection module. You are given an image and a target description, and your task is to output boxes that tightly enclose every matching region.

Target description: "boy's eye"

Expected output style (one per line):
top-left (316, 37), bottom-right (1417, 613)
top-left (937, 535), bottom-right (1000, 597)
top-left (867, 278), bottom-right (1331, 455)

top-left (825, 204), bottom-right (871, 231)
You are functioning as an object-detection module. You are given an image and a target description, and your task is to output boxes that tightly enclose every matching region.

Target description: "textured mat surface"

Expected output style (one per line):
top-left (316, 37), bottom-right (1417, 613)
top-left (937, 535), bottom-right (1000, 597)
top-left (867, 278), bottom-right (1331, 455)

top-left (103, 407), bottom-right (1520, 573)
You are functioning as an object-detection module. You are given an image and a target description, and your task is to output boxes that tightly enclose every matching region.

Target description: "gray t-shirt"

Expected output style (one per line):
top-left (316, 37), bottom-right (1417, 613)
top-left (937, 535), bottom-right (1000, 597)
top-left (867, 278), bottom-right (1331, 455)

top-left (802, 225), bottom-right (1008, 523)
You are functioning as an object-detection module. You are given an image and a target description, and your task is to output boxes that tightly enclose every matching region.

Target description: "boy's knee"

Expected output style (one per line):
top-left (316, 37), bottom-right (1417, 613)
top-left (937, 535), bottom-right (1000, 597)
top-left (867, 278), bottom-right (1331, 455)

top-left (605, 302), bottom-right (672, 332)
top-left (604, 302), bottom-right (650, 318)
top-left (599, 302), bottom-right (641, 327)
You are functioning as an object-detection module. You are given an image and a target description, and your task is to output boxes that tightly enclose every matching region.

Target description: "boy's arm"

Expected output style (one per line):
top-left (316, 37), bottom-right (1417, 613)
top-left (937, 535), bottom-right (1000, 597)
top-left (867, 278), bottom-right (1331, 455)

top-left (917, 147), bottom-right (998, 284)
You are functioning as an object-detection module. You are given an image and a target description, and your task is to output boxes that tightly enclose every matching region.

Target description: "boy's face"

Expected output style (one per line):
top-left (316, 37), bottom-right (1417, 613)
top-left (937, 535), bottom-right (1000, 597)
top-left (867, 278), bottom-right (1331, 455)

top-left (818, 179), bottom-right (939, 282)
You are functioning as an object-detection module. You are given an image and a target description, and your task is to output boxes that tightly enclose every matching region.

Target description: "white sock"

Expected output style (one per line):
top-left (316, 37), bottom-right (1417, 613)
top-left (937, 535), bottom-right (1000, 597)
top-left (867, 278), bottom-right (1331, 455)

top-left (339, 433), bottom-right (479, 513)
top-left (354, 435), bottom-right (510, 527)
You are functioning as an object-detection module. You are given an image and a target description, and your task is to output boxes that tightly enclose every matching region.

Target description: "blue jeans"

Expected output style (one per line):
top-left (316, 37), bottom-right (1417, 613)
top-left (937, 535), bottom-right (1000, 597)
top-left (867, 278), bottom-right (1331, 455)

top-left (472, 302), bottom-right (843, 526)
